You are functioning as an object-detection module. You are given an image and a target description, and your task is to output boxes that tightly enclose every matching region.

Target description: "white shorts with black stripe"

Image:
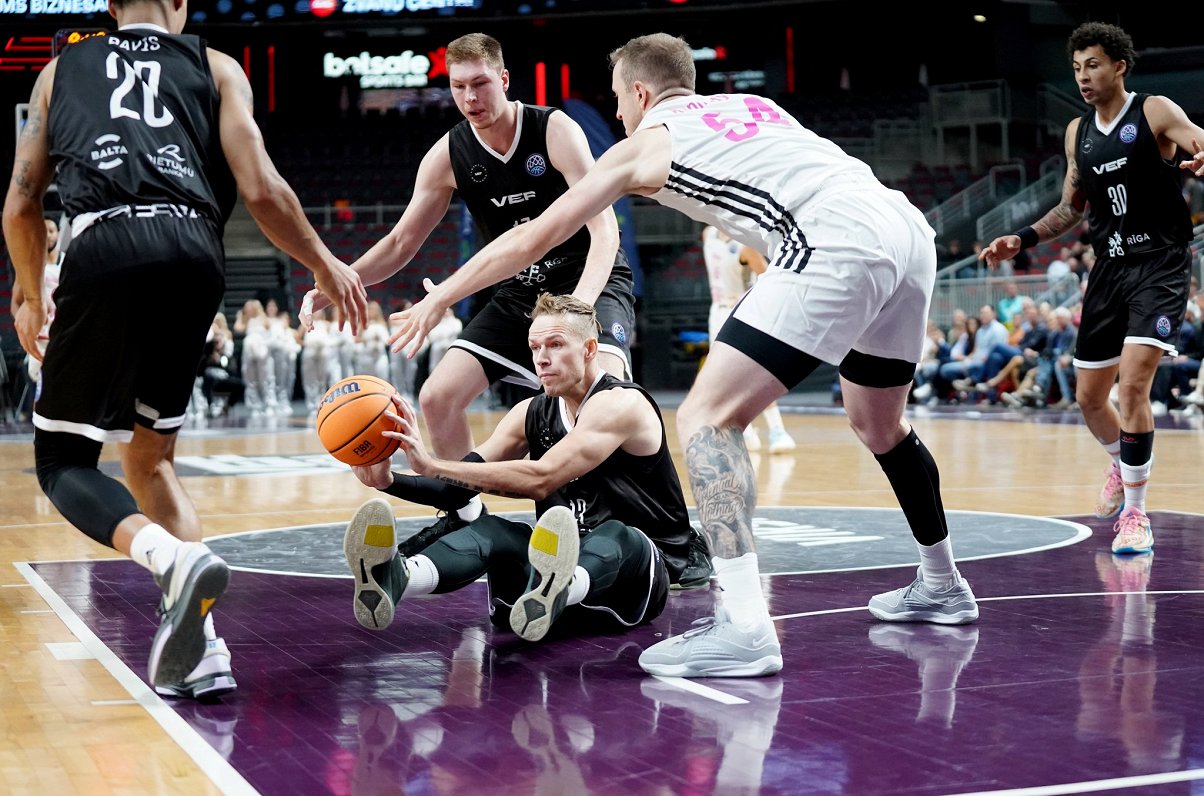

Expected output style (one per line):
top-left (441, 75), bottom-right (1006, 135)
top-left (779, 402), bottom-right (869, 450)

top-left (725, 187), bottom-right (936, 368)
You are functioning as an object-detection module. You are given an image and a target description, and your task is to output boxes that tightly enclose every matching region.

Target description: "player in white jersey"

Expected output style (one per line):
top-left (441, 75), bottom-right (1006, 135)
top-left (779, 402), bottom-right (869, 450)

top-left (701, 225), bottom-right (794, 454)
top-left (391, 33), bottom-right (978, 678)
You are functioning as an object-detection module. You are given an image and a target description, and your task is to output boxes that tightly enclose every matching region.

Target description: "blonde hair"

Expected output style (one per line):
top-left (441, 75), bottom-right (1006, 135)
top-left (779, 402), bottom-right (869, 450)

top-left (608, 33), bottom-right (695, 94)
top-left (530, 293), bottom-right (601, 341)
top-left (447, 32), bottom-right (505, 73)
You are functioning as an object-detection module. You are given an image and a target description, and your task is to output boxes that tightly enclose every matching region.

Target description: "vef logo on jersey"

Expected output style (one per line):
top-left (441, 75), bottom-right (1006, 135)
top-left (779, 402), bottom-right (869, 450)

top-left (525, 154), bottom-right (547, 177)
top-left (146, 143), bottom-right (195, 180)
top-left (469, 163), bottom-right (489, 183)
top-left (90, 133), bottom-right (126, 170)
top-left (1155, 315), bottom-right (1173, 337)
top-left (1119, 123), bottom-right (1138, 144)
top-left (610, 323), bottom-right (627, 345)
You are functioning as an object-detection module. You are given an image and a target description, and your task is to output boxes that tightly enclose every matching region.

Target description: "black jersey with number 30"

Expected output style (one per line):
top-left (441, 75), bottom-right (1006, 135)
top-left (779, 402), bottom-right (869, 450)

top-left (524, 374), bottom-right (691, 580)
top-left (1075, 93), bottom-right (1191, 259)
top-left (449, 103), bottom-right (595, 296)
top-left (48, 28), bottom-right (236, 224)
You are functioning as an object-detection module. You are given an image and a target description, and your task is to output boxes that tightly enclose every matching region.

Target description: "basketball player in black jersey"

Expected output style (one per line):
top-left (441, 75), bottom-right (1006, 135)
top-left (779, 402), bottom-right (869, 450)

top-left (981, 22), bottom-right (1204, 556)
top-left (3, 0), bottom-right (367, 697)
top-left (341, 294), bottom-right (700, 644)
top-left (303, 34), bottom-right (636, 530)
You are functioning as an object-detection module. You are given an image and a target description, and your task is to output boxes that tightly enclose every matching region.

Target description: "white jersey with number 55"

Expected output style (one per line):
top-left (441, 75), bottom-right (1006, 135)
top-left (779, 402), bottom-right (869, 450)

top-left (635, 93), bottom-right (886, 271)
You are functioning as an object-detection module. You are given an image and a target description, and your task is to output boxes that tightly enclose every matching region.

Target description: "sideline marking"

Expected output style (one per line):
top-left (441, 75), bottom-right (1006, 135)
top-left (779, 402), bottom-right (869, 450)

top-left (15, 562), bottom-right (257, 796)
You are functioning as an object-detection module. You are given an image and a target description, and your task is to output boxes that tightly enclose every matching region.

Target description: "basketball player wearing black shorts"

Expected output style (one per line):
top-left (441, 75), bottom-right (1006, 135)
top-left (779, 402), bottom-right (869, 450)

top-left (342, 294), bottom-right (692, 642)
top-left (4, 0), bottom-right (366, 697)
top-left (982, 22), bottom-right (1204, 555)
top-left (303, 34), bottom-right (636, 529)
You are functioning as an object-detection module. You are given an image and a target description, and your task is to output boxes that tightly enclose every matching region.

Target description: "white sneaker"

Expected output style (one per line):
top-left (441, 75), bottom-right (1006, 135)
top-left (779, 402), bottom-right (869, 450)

top-left (148, 543), bottom-right (230, 688)
top-left (743, 428), bottom-right (761, 452)
top-left (155, 638), bottom-right (237, 699)
top-left (867, 569), bottom-right (978, 625)
top-left (639, 609), bottom-right (782, 678)
top-left (767, 429), bottom-right (796, 454)
top-left (1151, 400), bottom-right (1168, 416)
top-left (912, 382), bottom-right (933, 401)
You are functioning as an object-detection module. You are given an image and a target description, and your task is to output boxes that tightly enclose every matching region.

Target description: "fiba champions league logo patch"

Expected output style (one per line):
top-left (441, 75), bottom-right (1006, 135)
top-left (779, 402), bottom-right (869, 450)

top-left (610, 323), bottom-right (627, 345)
top-left (525, 154), bottom-right (547, 177)
top-left (1155, 315), bottom-right (1172, 338)
top-left (1119, 123), bottom-right (1138, 144)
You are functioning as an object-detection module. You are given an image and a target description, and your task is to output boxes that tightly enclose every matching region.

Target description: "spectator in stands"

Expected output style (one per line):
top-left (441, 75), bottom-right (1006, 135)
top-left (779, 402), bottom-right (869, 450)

top-left (234, 299), bottom-right (277, 416)
top-left (300, 306), bottom-right (344, 413)
top-left (996, 281), bottom-right (1028, 330)
top-left (265, 297), bottom-right (300, 415)
top-left (978, 300), bottom-right (1048, 399)
top-left (944, 305), bottom-right (1007, 391)
top-left (388, 299), bottom-right (420, 402)
top-left (10, 215), bottom-right (64, 420)
top-left (301, 32), bottom-right (636, 526)
top-left (199, 311), bottom-right (243, 418)
top-left (353, 300), bottom-right (391, 382)
top-left (980, 21), bottom-right (1204, 554)
top-left (910, 319), bottom-right (948, 403)
top-left (1009, 306), bottom-right (1077, 409)
top-left (700, 225), bottom-right (795, 453)
top-left (1149, 297), bottom-right (1203, 414)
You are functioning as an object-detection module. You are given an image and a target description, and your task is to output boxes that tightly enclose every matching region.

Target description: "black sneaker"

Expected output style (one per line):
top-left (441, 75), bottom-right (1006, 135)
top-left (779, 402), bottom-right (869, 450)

top-left (397, 505), bottom-right (487, 558)
top-left (344, 498), bottom-right (409, 630)
top-left (672, 529), bottom-right (714, 590)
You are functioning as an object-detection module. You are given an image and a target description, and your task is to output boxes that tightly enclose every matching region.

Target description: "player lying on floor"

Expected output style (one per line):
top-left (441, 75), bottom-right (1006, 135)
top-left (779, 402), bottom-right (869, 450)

top-left (341, 293), bottom-right (716, 644)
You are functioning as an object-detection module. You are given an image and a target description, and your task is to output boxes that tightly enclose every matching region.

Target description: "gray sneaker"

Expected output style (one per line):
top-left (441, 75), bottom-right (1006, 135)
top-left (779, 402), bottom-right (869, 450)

top-left (345, 498), bottom-right (409, 630)
top-left (638, 609), bottom-right (783, 678)
top-left (510, 506), bottom-right (579, 642)
top-left (868, 569), bottom-right (978, 625)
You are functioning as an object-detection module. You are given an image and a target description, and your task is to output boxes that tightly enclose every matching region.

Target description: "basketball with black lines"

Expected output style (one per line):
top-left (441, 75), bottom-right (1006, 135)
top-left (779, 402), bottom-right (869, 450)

top-left (316, 375), bottom-right (401, 466)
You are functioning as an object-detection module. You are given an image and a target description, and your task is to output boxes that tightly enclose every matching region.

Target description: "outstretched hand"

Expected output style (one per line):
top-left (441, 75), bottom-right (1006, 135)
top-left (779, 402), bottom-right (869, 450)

top-left (1180, 138), bottom-right (1204, 177)
top-left (978, 235), bottom-right (1021, 270)
top-left (388, 278), bottom-right (448, 359)
top-left (314, 260), bottom-right (368, 335)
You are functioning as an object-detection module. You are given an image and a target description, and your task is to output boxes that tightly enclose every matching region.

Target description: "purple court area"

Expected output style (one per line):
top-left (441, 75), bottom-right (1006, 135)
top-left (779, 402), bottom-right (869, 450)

top-left (30, 510), bottom-right (1204, 795)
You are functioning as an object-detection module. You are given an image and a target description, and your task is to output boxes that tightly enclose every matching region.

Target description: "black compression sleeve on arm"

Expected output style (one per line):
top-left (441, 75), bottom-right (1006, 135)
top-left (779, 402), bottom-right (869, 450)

top-left (382, 452), bottom-right (483, 510)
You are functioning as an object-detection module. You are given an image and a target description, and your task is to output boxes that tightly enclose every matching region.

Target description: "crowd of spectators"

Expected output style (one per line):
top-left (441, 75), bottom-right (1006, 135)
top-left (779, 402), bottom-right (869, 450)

top-left (911, 269), bottom-right (1203, 416)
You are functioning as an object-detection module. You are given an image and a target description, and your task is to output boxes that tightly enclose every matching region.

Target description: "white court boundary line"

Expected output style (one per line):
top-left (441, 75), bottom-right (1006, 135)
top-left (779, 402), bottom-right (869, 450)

top-left (14, 562), bottom-right (258, 796)
top-left (948, 767), bottom-right (1204, 795)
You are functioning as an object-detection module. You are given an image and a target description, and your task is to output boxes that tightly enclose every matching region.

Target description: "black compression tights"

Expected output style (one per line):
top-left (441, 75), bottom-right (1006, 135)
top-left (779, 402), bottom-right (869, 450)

top-left (34, 429), bottom-right (139, 549)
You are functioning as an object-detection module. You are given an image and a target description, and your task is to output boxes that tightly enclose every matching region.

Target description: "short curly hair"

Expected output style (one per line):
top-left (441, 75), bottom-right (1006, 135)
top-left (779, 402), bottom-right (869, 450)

top-left (1067, 22), bottom-right (1137, 73)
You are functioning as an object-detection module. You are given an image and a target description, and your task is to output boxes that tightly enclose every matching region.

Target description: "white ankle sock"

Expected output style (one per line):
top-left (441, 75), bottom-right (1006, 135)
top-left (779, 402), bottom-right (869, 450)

top-left (1103, 439), bottom-right (1121, 467)
top-left (401, 554), bottom-right (440, 598)
top-left (129, 524), bottom-right (183, 576)
top-left (918, 537), bottom-right (957, 589)
top-left (566, 566), bottom-right (591, 606)
top-left (1120, 457), bottom-right (1152, 513)
top-left (713, 553), bottom-right (771, 629)
top-left (456, 496), bottom-right (483, 522)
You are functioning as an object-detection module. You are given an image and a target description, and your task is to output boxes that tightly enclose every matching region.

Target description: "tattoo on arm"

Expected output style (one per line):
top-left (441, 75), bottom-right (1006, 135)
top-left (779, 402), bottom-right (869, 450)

top-left (12, 160), bottom-right (35, 199)
top-left (1035, 165), bottom-right (1085, 240)
top-left (684, 426), bottom-right (758, 559)
top-left (437, 475), bottom-right (526, 501)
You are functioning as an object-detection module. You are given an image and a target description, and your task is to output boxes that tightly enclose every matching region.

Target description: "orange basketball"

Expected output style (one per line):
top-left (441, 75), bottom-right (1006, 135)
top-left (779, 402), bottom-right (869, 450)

top-left (316, 375), bottom-right (401, 466)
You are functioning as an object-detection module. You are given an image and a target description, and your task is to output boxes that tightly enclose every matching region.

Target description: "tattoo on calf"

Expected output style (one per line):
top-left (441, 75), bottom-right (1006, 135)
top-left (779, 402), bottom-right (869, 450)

top-left (684, 425), bottom-right (758, 559)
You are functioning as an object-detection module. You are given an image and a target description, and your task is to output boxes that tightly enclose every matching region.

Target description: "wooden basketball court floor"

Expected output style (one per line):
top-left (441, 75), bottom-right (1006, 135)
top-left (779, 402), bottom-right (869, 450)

top-left (1, 398), bottom-right (1202, 794)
